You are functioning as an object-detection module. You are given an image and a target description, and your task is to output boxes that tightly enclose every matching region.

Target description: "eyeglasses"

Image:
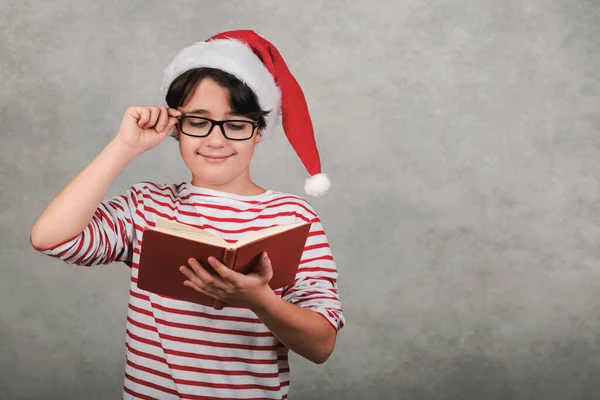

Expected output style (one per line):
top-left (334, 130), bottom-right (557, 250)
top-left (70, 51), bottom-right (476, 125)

top-left (176, 116), bottom-right (259, 141)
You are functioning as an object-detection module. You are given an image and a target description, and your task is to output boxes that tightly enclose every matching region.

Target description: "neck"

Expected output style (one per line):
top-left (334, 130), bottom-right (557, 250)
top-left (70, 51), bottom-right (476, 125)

top-left (191, 169), bottom-right (266, 196)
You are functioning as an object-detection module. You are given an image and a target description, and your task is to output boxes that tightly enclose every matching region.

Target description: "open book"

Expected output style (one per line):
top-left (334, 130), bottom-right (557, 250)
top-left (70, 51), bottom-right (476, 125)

top-left (136, 216), bottom-right (311, 309)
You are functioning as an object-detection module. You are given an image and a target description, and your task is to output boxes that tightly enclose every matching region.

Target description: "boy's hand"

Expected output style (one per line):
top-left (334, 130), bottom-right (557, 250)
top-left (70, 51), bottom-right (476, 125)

top-left (115, 106), bottom-right (181, 156)
top-left (179, 253), bottom-right (277, 311)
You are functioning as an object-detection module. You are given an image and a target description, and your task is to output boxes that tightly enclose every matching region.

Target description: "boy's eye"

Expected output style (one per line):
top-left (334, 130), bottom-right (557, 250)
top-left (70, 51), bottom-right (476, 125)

top-left (190, 121), bottom-right (209, 128)
top-left (225, 123), bottom-right (247, 131)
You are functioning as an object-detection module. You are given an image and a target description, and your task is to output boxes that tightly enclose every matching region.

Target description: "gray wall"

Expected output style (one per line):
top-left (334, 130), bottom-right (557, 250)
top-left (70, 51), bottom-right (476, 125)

top-left (2, 0), bottom-right (600, 399)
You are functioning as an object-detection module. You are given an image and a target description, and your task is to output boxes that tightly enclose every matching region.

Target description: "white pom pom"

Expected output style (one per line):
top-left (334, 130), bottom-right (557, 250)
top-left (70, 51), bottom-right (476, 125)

top-left (304, 173), bottom-right (330, 197)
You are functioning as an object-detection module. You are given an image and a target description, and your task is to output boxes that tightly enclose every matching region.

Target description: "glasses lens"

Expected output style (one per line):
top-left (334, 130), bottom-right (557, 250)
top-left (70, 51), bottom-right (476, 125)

top-left (223, 121), bottom-right (254, 140)
top-left (181, 117), bottom-right (211, 137)
top-left (180, 117), bottom-right (255, 139)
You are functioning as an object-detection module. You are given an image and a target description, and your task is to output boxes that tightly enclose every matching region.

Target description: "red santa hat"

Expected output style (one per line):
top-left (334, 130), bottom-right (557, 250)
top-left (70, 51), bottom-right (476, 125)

top-left (160, 30), bottom-right (330, 197)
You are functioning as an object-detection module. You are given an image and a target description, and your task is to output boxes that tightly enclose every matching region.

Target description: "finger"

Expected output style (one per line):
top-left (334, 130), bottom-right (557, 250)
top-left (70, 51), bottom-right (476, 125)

top-left (186, 259), bottom-right (229, 290)
top-left (256, 252), bottom-right (274, 281)
top-left (160, 119), bottom-right (178, 140)
top-left (179, 265), bottom-right (204, 286)
top-left (140, 107), bottom-right (154, 129)
top-left (137, 107), bottom-right (150, 128)
top-left (146, 106), bottom-right (160, 130)
top-left (180, 266), bottom-right (222, 295)
top-left (166, 108), bottom-right (181, 132)
top-left (213, 299), bottom-right (226, 311)
top-left (155, 106), bottom-right (169, 133)
top-left (180, 266), bottom-right (229, 310)
top-left (208, 256), bottom-right (242, 286)
top-left (166, 117), bottom-right (179, 133)
top-left (168, 108), bottom-right (182, 117)
top-left (183, 279), bottom-right (220, 299)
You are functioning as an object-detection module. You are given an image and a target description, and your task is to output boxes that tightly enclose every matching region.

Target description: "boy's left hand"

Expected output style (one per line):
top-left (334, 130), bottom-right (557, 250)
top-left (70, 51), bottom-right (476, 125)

top-left (179, 252), bottom-right (276, 311)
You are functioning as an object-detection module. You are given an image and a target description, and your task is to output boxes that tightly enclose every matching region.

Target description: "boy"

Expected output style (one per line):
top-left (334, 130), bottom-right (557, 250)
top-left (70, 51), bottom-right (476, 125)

top-left (30, 30), bottom-right (344, 399)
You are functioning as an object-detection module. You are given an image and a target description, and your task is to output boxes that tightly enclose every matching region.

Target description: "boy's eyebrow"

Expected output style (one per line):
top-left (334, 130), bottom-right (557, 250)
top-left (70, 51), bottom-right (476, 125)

top-left (186, 108), bottom-right (209, 115)
top-left (184, 109), bottom-right (241, 117)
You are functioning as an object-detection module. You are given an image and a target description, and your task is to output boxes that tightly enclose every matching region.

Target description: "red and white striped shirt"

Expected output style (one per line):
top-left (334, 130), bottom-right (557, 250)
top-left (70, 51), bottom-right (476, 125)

top-left (39, 181), bottom-right (345, 399)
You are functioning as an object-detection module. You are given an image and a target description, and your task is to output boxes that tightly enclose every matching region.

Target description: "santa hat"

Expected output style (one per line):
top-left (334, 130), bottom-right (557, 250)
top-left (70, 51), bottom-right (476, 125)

top-left (160, 30), bottom-right (330, 197)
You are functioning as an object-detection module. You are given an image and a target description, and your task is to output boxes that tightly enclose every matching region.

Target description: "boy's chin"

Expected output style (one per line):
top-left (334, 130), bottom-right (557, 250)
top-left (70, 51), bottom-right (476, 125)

top-left (190, 172), bottom-right (238, 187)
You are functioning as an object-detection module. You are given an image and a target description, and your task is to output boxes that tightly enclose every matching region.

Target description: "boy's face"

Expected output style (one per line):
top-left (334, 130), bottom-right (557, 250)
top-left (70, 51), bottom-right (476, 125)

top-left (175, 77), bottom-right (262, 191)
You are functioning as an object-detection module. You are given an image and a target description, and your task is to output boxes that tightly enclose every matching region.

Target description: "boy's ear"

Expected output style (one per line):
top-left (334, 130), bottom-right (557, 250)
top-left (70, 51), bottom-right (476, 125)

top-left (170, 126), bottom-right (180, 141)
top-left (255, 131), bottom-right (263, 143)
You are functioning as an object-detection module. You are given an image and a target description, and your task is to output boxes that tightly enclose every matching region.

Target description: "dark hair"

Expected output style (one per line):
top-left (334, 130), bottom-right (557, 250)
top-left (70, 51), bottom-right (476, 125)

top-left (165, 67), bottom-right (269, 132)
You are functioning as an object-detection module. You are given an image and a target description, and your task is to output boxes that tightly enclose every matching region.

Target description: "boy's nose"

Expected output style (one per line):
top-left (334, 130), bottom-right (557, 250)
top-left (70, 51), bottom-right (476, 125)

top-left (206, 125), bottom-right (228, 147)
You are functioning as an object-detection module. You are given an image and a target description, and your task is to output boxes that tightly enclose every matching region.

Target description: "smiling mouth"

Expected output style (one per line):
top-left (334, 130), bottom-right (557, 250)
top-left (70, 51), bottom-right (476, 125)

top-left (198, 154), bottom-right (232, 158)
top-left (197, 152), bottom-right (234, 162)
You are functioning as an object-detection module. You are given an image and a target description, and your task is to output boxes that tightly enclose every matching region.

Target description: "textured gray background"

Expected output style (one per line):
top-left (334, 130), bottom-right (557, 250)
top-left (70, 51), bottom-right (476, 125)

top-left (2, 0), bottom-right (600, 399)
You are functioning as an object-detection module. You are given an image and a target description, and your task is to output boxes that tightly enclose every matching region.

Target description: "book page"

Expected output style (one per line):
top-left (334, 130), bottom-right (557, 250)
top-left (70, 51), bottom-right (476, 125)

top-left (234, 222), bottom-right (308, 248)
top-left (153, 217), bottom-right (228, 247)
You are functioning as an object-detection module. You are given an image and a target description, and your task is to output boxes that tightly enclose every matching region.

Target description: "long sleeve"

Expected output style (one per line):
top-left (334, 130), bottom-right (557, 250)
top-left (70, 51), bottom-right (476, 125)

top-left (36, 186), bottom-right (140, 267)
top-left (282, 218), bottom-right (345, 331)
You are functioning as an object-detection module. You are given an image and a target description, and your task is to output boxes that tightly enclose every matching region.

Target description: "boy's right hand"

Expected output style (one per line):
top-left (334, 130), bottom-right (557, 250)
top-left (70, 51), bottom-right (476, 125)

top-left (115, 106), bottom-right (182, 156)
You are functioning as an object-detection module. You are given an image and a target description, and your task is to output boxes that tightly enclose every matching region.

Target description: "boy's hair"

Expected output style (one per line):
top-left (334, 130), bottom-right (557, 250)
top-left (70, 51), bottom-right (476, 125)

top-left (165, 67), bottom-right (270, 138)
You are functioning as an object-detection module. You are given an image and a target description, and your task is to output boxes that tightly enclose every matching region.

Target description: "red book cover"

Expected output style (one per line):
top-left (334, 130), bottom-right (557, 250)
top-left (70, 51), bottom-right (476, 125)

top-left (136, 218), bottom-right (311, 309)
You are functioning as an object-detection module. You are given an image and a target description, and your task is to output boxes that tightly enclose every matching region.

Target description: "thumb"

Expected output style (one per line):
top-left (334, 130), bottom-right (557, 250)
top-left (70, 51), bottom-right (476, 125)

top-left (258, 252), bottom-right (273, 280)
top-left (158, 118), bottom-right (178, 141)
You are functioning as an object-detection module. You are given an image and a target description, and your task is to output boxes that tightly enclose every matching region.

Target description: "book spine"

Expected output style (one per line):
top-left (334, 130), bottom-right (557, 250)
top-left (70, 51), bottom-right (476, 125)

top-left (212, 248), bottom-right (237, 310)
top-left (222, 248), bottom-right (237, 269)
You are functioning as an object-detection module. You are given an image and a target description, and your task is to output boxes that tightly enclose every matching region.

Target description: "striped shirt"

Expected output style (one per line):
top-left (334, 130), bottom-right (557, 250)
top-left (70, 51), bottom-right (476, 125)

top-left (38, 181), bottom-right (345, 399)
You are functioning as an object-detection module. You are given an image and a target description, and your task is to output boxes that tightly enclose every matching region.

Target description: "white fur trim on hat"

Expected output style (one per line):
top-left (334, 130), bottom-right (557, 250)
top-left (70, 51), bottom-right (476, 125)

top-left (161, 39), bottom-right (282, 135)
top-left (304, 173), bottom-right (330, 196)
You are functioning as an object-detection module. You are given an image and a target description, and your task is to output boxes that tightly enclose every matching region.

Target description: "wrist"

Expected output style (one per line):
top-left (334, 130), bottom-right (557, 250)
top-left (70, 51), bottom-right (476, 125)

top-left (108, 138), bottom-right (142, 161)
top-left (248, 286), bottom-right (279, 315)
